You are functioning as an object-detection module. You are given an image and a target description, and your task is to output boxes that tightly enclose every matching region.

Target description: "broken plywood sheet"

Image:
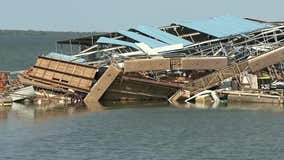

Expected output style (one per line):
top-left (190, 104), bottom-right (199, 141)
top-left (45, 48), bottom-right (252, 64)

top-left (181, 57), bottom-right (228, 70)
top-left (124, 58), bottom-right (171, 72)
top-left (84, 65), bottom-right (121, 103)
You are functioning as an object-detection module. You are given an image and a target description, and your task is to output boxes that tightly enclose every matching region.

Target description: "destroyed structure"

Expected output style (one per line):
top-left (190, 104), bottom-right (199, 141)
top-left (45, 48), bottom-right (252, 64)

top-left (3, 15), bottom-right (284, 106)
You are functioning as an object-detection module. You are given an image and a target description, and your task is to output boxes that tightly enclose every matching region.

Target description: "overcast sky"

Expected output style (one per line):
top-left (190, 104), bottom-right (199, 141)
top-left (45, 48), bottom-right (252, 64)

top-left (0, 0), bottom-right (283, 32)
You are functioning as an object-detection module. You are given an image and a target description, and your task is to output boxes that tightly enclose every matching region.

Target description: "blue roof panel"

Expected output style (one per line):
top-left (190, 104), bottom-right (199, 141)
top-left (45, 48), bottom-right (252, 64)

top-left (97, 37), bottom-right (139, 50)
top-left (118, 30), bottom-right (167, 48)
top-left (177, 15), bottom-right (269, 38)
top-left (133, 25), bottom-right (191, 46)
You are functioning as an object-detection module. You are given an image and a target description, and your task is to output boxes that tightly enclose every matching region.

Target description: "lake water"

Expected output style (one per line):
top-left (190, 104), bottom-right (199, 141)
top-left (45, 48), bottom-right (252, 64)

top-left (0, 30), bottom-right (89, 71)
top-left (1, 31), bottom-right (284, 159)
top-left (0, 103), bottom-right (284, 160)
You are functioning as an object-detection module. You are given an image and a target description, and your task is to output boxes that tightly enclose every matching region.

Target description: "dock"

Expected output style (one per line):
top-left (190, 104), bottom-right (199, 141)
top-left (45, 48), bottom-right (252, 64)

top-left (218, 90), bottom-right (284, 104)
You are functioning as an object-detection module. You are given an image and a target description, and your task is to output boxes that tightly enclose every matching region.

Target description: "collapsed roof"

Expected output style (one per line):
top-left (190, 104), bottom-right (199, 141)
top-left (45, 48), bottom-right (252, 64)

top-left (58, 15), bottom-right (270, 47)
top-left (56, 15), bottom-right (284, 66)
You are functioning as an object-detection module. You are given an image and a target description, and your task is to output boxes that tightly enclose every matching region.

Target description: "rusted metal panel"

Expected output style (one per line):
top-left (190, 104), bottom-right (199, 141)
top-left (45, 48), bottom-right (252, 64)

top-left (181, 57), bottom-right (228, 70)
top-left (248, 46), bottom-right (284, 72)
top-left (84, 65), bottom-right (121, 103)
top-left (124, 58), bottom-right (171, 72)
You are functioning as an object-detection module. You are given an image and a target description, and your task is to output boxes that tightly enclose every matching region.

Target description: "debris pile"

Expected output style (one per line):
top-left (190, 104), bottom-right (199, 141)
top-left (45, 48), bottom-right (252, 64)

top-left (2, 15), bottom-right (284, 107)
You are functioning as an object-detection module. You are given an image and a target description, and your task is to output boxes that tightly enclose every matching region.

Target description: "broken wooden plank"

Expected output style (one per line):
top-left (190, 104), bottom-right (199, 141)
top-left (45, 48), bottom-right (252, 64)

top-left (181, 57), bottom-right (228, 70)
top-left (84, 65), bottom-right (121, 103)
top-left (123, 58), bottom-right (171, 72)
top-left (124, 57), bottom-right (228, 72)
top-left (168, 90), bottom-right (188, 104)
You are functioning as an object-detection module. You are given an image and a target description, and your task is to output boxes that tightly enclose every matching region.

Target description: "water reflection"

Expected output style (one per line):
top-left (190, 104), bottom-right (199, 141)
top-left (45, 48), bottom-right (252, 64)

top-left (0, 102), bottom-right (105, 122)
top-left (170, 101), bottom-right (284, 112)
top-left (0, 108), bottom-right (9, 120)
top-left (0, 102), bottom-right (171, 122)
top-left (1, 101), bottom-right (283, 123)
top-left (225, 102), bottom-right (284, 112)
top-left (170, 101), bottom-right (221, 109)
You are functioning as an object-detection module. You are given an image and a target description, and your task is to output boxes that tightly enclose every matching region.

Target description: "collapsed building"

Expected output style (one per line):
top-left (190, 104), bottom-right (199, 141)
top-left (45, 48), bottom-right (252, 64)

top-left (19, 15), bottom-right (284, 105)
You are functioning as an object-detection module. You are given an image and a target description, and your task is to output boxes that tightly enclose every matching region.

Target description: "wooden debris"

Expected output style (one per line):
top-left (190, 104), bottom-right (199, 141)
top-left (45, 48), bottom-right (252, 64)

top-left (180, 57), bottom-right (228, 70)
top-left (248, 46), bottom-right (284, 72)
top-left (22, 56), bottom-right (97, 93)
top-left (124, 58), bottom-right (171, 72)
top-left (123, 57), bottom-right (228, 73)
top-left (84, 65), bottom-right (121, 103)
top-left (185, 47), bottom-right (284, 94)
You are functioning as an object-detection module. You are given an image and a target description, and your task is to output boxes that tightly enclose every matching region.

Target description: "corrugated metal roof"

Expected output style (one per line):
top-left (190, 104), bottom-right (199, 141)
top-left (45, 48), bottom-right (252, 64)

top-left (97, 37), bottom-right (139, 50)
top-left (133, 25), bottom-right (191, 46)
top-left (177, 15), bottom-right (269, 38)
top-left (118, 30), bottom-right (167, 48)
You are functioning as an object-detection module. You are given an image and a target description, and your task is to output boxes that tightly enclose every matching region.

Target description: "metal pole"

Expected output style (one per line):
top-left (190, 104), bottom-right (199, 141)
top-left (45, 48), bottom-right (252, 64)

top-left (70, 40), bottom-right (73, 55)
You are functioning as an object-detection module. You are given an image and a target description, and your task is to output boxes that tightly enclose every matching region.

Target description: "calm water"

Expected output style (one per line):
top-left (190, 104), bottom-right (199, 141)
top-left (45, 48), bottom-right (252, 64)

top-left (0, 103), bottom-right (284, 160)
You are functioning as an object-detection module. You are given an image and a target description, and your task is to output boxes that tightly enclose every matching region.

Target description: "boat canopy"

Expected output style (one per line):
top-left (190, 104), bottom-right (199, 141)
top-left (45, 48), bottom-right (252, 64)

top-left (97, 37), bottom-right (140, 50)
top-left (133, 25), bottom-right (191, 46)
top-left (118, 30), bottom-right (167, 48)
